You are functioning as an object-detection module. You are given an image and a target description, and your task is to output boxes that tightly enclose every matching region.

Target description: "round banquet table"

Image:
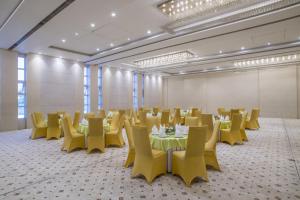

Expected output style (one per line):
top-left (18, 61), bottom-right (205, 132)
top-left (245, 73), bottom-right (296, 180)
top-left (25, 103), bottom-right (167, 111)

top-left (150, 134), bottom-right (188, 172)
top-left (78, 123), bottom-right (110, 136)
top-left (220, 120), bottom-right (231, 130)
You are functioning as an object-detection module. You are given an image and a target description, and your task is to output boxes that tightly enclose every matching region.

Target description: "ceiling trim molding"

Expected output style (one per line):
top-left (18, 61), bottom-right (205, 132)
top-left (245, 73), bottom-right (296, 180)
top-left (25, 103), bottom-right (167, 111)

top-left (0, 0), bottom-right (25, 32)
top-left (8, 0), bottom-right (76, 50)
top-left (86, 14), bottom-right (300, 65)
top-left (49, 46), bottom-right (93, 56)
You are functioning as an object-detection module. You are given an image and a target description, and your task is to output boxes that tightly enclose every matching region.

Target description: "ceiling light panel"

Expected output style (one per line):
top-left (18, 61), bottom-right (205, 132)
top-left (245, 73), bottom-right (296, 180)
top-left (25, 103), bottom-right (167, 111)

top-left (158, 0), bottom-right (240, 19)
top-left (134, 50), bottom-right (195, 68)
top-left (234, 53), bottom-right (300, 67)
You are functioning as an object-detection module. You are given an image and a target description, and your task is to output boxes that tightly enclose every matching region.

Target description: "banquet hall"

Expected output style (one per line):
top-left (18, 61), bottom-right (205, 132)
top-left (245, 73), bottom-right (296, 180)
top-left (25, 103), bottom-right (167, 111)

top-left (0, 0), bottom-right (300, 199)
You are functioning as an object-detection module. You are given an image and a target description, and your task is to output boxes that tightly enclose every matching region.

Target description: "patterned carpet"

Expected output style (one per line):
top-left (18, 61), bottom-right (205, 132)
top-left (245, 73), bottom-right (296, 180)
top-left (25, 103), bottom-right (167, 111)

top-left (0, 118), bottom-right (299, 200)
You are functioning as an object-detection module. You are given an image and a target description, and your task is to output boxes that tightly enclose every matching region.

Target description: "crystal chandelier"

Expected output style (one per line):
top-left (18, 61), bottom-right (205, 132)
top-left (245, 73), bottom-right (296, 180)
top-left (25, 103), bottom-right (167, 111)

top-left (158, 0), bottom-right (241, 19)
top-left (234, 53), bottom-right (300, 67)
top-left (134, 50), bottom-right (195, 68)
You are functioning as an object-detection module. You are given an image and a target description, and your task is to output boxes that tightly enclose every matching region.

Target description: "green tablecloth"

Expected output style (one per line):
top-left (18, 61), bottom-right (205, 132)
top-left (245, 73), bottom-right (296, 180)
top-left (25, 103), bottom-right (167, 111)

top-left (220, 121), bottom-right (231, 130)
top-left (78, 124), bottom-right (110, 136)
top-left (150, 134), bottom-right (188, 152)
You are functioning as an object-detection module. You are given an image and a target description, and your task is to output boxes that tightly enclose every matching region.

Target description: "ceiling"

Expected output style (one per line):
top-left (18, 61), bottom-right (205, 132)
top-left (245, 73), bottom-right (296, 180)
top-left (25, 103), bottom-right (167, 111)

top-left (0, 0), bottom-right (300, 75)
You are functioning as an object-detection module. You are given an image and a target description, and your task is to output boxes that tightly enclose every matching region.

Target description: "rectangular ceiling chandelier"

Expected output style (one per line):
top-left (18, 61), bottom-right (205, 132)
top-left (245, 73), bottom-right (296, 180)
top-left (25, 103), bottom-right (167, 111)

top-left (134, 50), bottom-right (195, 68)
top-left (158, 0), bottom-right (240, 19)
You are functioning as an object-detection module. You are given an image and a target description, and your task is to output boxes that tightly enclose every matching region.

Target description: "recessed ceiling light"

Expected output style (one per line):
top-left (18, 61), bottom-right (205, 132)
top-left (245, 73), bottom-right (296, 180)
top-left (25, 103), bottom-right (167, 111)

top-left (75, 32), bottom-right (79, 36)
top-left (147, 30), bottom-right (151, 34)
top-left (219, 50), bottom-right (223, 54)
top-left (110, 43), bottom-right (114, 47)
top-left (90, 23), bottom-right (95, 28)
top-left (96, 48), bottom-right (100, 51)
top-left (241, 46), bottom-right (245, 50)
top-left (111, 12), bottom-right (116, 17)
top-left (267, 42), bottom-right (271, 46)
top-left (127, 38), bottom-right (131, 41)
top-left (61, 39), bottom-right (66, 43)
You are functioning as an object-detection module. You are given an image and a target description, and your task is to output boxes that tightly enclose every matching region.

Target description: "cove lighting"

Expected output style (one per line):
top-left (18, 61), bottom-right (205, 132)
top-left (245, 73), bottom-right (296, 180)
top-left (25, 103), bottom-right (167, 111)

top-left (134, 50), bottom-right (195, 68)
top-left (234, 53), bottom-right (300, 67)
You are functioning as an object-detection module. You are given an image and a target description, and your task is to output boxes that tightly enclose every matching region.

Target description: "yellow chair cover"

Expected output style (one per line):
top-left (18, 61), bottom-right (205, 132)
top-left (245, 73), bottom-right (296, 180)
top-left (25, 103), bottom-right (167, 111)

top-left (105, 115), bottom-right (125, 147)
top-left (31, 112), bottom-right (47, 139)
top-left (230, 109), bottom-right (240, 120)
top-left (98, 109), bottom-right (106, 118)
top-left (84, 112), bottom-right (96, 119)
top-left (161, 110), bottom-right (170, 127)
top-left (153, 107), bottom-right (159, 116)
top-left (87, 117), bottom-right (105, 153)
top-left (131, 126), bottom-right (166, 184)
top-left (73, 111), bottom-right (81, 130)
top-left (201, 114), bottom-right (214, 142)
top-left (205, 121), bottom-right (221, 170)
top-left (145, 116), bottom-right (160, 134)
top-left (124, 120), bottom-right (135, 167)
top-left (220, 114), bottom-right (243, 145)
top-left (185, 116), bottom-right (199, 127)
top-left (61, 115), bottom-right (85, 153)
top-left (240, 112), bottom-right (248, 141)
top-left (46, 113), bottom-right (61, 140)
top-left (191, 108), bottom-right (199, 117)
top-left (172, 108), bottom-right (182, 125)
top-left (246, 108), bottom-right (260, 130)
top-left (172, 126), bottom-right (208, 186)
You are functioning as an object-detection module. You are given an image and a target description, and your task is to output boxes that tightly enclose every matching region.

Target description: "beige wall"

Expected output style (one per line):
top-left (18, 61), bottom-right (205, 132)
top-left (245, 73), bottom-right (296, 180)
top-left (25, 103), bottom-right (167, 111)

top-left (163, 64), bottom-right (300, 118)
top-left (0, 49), bottom-right (18, 131)
top-left (26, 53), bottom-right (84, 128)
top-left (144, 74), bottom-right (163, 108)
top-left (102, 66), bottom-right (133, 110)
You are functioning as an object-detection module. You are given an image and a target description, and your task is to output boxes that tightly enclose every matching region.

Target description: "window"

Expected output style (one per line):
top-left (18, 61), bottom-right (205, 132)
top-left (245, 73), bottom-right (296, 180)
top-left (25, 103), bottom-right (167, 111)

top-left (18, 55), bottom-right (26, 119)
top-left (133, 72), bottom-right (138, 109)
top-left (98, 65), bottom-right (103, 109)
top-left (142, 74), bottom-right (145, 107)
top-left (84, 65), bottom-right (90, 113)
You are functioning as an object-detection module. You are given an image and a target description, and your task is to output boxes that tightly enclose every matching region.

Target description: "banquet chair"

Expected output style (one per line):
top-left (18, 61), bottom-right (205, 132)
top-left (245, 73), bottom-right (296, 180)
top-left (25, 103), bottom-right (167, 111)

top-left (98, 109), bottom-right (106, 118)
top-left (138, 110), bottom-right (147, 126)
top-left (161, 110), bottom-right (170, 127)
top-left (132, 126), bottom-right (166, 184)
top-left (191, 108), bottom-right (199, 117)
top-left (220, 114), bottom-right (243, 145)
top-left (145, 116), bottom-right (160, 134)
top-left (31, 112), bottom-right (47, 139)
top-left (57, 111), bottom-right (66, 117)
top-left (84, 112), bottom-right (96, 119)
top-left (201, 114), bottom-right (214, 142)
top-left (132, 110), bottom-right (140, 125)
top-left (105, 114), bottom-right (125, 147)
top-left (246, 108), bottom-right (260, 130)
top-left (46, 113), bottom-right (61, 140)
top-left (87, 117), bottom-right (105, 153)
top-left (73, 111), bottom-right (81, 130)
top-left (110, 112), bottom-right (120, 131)
top-left (217, 107), bottom-right (225, 116)
top-left (185, 117), bottom-right (199, 127)
top-left (205, 120), bottom-right (221, 171)
top-left (172, 126), bottom-right (208, 186)
top-left (124, 120), bottom-right (135, 167)
top-left (61, 115), bottom-right (85, 153)
top-left (172, 108), bottom-right (181, 125)
top-left (153, 107), bottom-right (159, 116)
top-left (240, 112), bottom-right (248, 141)
top-left (230, 109), bottom-right (240, 120)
